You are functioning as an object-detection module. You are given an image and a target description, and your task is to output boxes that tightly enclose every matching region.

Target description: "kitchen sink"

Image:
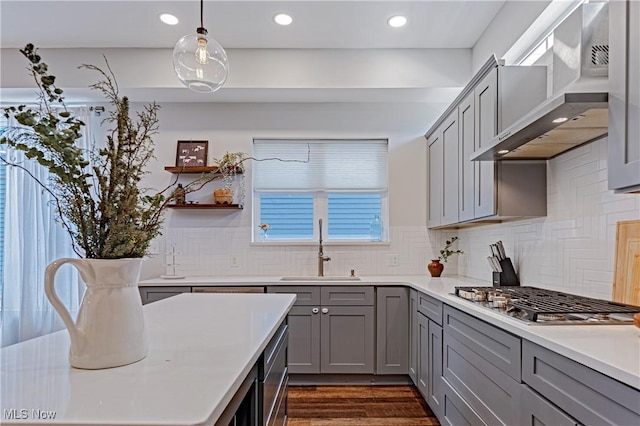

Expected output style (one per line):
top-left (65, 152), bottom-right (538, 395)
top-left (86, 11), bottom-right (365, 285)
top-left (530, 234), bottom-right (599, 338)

top-left (280, 276), bottom-right (361, 281)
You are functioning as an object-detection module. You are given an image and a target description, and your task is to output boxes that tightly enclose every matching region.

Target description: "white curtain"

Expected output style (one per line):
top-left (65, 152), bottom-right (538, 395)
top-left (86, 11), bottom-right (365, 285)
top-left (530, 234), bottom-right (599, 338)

top-left (1, 107), bottom-right (91, 347)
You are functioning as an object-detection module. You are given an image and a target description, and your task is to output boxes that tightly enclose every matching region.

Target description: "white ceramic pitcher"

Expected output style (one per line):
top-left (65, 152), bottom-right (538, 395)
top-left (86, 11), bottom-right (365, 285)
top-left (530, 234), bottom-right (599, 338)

top-left (45, 258), bottom-right (148, 369)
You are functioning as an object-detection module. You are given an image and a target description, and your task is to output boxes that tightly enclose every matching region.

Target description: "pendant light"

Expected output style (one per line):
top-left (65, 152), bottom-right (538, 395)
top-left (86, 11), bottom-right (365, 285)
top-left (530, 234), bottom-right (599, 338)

top-left (172, 0), bottom-right (228, 93)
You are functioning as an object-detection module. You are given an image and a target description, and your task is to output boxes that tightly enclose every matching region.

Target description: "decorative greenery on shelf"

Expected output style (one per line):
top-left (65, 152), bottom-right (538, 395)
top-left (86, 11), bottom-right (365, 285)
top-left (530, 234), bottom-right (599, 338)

top-left (213, 151), bottom-right (245, 188)
top-left (438, 236), bottom-right (464, 263)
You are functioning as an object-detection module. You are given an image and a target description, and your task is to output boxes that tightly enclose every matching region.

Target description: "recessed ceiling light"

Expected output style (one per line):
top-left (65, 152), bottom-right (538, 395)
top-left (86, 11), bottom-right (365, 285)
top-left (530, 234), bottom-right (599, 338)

top-left (274, 13), bottom-right (293, 26)
top-left (160, 13), bottom-right (179, 25)
top-left (498, 149), bottom-right (510, 155)
top-left (387, 15), bottom-right (407, 28)
top-left (552, 117), bottom-right (569, 123)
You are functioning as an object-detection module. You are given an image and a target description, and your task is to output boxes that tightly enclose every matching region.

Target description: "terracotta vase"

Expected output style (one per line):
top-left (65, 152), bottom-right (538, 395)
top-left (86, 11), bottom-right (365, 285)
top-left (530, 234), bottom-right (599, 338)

top-left (428, 259), bottom-right (444, 277)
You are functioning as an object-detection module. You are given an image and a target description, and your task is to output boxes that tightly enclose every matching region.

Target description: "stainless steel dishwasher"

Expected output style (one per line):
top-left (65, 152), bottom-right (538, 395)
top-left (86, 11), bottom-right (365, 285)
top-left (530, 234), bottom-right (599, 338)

top-left (192, 286), bottom-right (265, 294)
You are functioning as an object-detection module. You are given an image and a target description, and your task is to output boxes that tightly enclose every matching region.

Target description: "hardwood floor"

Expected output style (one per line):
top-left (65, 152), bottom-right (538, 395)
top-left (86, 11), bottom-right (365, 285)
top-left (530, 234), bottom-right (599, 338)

top-left (287, 385), bottom-right (441, 425)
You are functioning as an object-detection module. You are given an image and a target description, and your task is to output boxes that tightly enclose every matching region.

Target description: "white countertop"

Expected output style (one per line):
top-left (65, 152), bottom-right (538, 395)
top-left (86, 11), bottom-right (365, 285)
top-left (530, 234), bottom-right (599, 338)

top-left (141, 274), bottom-right (640, 390)
top-left (1, 293), bottom-right (296, 426)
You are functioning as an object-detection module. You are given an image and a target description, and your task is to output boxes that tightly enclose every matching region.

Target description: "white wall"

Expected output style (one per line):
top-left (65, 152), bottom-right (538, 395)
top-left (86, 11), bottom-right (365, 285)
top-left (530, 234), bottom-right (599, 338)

top-left (137, 101), bottom-right (456, 279)
top-left (472, 0), bottom-right (552, 71)
top-left (457, 137), bottom-right (640, 299)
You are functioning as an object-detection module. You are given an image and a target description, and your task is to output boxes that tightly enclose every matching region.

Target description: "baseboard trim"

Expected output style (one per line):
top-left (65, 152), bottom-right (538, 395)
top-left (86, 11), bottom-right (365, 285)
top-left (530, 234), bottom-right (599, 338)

top-left (289, 374), bottom-right (412, 386)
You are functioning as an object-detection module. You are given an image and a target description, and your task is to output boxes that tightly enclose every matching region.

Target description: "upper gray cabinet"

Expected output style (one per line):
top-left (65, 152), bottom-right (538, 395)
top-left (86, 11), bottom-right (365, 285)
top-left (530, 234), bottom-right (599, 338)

top-left (428, 110), bottom-right (460, 227)
top-left (609, 0), bottom-right (640, 193)
top-left (427, 58), bottom-right (548, 228)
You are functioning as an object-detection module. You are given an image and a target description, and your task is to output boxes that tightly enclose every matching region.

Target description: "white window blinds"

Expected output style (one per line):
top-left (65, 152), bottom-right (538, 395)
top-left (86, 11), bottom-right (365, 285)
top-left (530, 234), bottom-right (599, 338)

top-left (253, 139), bottom-right (388, 191)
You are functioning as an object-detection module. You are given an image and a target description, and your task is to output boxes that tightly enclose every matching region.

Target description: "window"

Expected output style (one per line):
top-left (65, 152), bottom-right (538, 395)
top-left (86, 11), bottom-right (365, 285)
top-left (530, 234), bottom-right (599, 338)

top-left (519, 33), bottom-right (554, 66)
top-left (253, 139), bottom-right (388, 242)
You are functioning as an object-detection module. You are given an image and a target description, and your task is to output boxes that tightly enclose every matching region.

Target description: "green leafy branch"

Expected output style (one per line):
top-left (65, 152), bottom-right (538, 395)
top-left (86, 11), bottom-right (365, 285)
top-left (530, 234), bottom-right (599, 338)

top-left (438, 236), bottom-right (464, 263)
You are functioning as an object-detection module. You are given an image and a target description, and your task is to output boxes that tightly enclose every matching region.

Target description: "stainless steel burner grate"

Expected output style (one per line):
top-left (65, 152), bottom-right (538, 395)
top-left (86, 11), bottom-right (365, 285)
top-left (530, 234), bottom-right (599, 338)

top-left (454, 286), bottom-right (640, 323)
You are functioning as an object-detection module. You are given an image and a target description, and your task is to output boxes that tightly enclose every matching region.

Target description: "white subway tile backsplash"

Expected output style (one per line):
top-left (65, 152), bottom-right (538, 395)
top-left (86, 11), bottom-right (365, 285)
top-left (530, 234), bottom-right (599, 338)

top-left (150, 138), bottom-right (638, 300)
top-left (163, 226), bottom-right (439, 277)
top-left (459, 138), bottom-right (640, 298)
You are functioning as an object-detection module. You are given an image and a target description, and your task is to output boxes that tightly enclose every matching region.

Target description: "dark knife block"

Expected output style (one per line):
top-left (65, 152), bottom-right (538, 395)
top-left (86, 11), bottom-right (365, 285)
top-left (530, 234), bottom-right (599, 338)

top-left (492, 258), bottom-right (520, 287)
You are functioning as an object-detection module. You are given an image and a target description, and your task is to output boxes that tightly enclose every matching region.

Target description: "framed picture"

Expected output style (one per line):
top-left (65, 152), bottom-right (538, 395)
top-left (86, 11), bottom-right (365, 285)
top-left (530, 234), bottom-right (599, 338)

top-left (176, 140), bottom-right (208, 167)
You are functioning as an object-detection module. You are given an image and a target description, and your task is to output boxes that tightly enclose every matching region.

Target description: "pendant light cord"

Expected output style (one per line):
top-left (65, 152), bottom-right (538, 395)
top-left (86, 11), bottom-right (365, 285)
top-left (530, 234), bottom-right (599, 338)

top-left (197, 0), bottom-right (207, 35)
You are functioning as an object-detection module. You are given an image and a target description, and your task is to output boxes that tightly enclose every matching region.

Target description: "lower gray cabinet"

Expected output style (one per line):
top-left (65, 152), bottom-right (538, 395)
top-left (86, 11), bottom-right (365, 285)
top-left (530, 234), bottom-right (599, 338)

top-left (139, 286), bottom-right (191, 305)
top-left (417, 312), bottom-right (429, 398)
top-left (376, 287), bottom-right (409, 375)
top-left (522, 340), bottom-right (640, 426)
top-left (427, 319), bottom-right (443, 419)
top-left (417, 311), bottom-right (444, 419)
top-left (286, 305), bottom-right (321, 374)
top-left (521, 385), bottom-right (580, 426)
top-left (267, 286), bottom-right (375, 375)
top-left (321, 305), bottom-right (374, 374)
top-left (441, 377), bottom-right (486, 426)
top-left (408, 289), bottom-right (418, 384)
top-left (442, 305), bottom-right (521, 425)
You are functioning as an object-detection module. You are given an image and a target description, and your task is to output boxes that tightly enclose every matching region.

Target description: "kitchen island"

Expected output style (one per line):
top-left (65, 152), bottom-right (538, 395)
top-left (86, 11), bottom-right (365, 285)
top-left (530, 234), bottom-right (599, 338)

top-left (1, 293), bottom-right (296, 426)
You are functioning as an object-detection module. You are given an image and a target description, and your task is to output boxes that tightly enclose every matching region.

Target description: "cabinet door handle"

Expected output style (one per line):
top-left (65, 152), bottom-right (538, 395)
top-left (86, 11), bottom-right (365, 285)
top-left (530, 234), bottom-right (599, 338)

top-left (312, 307), bottom-right (319, 314)
top-left (321, 308), bottom-right (329, 314)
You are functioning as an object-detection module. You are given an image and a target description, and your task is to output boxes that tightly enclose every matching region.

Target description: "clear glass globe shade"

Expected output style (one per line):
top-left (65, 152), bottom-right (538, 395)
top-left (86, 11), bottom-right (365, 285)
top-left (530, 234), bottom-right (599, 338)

top-left (173, 32), bottom-right (229, 93)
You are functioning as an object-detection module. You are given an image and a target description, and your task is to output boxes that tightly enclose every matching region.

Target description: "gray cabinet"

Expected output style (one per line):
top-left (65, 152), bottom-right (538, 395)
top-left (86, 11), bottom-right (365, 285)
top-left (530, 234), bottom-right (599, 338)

top-left (408, 289), bottom-right (418, 384)
top-left (609, 0), bottom-right (640, 193)
top-left (416, 311), bottom-right (429, 398)
top-left (522, 340), bottom-right (640, 426)
top-left (442, 111), bottom-right (460, 226)
top-left (427, 59), bottom-right (548, 228)
top-left (427, 130), bottom-right (443, 228)
top-left (521, 385), bottom-right (580, 426)
top-left (267, 286), bottom-right (374, 375)
top-left (417, 291), bottom-right (443, 325)
top-left (376, 287), bottom-right (409, 375)
top-left (416, 291), bottom-right (444, 419)
top-left (441, 377), bottom-right (486, 426)
top-left (321, 305), bottom-right (374, 374)
top-left (427, 319), bottom-right (443, 419)
top-left (458, 92), bottom-right (475, 223)
top-left (442, 305), bottom-right (522, 425)
top-left (139, 286), bottom-right (191, 305)
top-left (286, 305), bottom-right (321, 373)
top-left (417, 313), bottom-right (444, 420)
top-left (428, 110), bottom-right (460, 227)
top-left (473, 68), bottom-right (498, 219)
top-left (471, 67), bottom-right (548, 222)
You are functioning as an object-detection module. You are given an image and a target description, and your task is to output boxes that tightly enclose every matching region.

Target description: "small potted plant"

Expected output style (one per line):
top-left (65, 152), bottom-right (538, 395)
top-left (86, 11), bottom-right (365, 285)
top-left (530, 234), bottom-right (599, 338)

top-left (428, 236), bottom-right (464, 277)
top-left (212, 151), bottom-right (245, 205)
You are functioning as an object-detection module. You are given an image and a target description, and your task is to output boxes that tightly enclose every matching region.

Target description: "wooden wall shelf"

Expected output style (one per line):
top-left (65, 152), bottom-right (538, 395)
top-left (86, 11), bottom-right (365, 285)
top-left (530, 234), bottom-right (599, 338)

top-left (164, 166), bottom-right (218, 173)
top-left (164, 166), bottom-right (244, 174)
top-left (167, 204), bottom-right (242, 210)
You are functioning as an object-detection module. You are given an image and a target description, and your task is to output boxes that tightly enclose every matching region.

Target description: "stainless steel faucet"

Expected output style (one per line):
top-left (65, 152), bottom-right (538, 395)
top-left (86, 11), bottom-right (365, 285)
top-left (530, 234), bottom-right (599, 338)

top-left (317, 219), bottom-right (331, 277)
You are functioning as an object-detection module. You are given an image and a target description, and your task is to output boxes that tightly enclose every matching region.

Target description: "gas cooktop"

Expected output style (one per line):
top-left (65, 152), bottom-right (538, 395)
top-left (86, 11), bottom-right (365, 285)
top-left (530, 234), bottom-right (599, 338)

top-left (454, 286), bottom-right (640, 325)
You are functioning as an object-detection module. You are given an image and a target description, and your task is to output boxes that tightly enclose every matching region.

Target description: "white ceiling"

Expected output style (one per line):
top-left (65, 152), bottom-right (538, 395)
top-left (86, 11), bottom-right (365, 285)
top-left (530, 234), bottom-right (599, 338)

top-left (0, 0), bottom-right (505, 49)
top-left (0, 1), bottom-right (508, 104)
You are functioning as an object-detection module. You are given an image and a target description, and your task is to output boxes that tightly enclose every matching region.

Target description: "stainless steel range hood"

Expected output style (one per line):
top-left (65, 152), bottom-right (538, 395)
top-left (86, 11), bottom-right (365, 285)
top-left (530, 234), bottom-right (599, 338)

top-left (472, 2), bottom-right (609, 161)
